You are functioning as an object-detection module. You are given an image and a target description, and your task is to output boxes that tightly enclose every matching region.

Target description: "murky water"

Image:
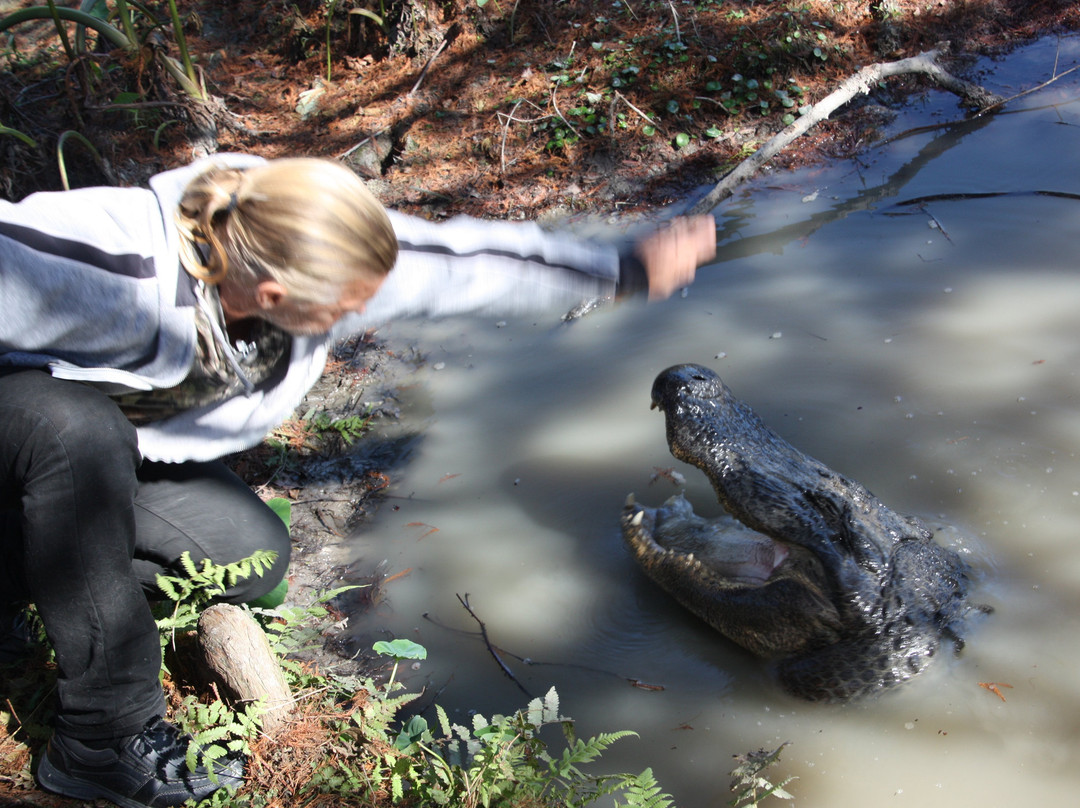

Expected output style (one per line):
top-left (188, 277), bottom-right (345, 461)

top-left (345, 36), bottom-right (1080, 806)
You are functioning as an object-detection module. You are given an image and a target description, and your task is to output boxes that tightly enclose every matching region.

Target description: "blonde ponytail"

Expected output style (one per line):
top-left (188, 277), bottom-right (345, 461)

top-left (176, 158), bottom-right (398, 300)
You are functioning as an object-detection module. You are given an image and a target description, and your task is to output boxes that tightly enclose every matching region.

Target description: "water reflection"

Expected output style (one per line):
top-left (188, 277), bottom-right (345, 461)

top-left (347, 36), bottom-right (1080, 807)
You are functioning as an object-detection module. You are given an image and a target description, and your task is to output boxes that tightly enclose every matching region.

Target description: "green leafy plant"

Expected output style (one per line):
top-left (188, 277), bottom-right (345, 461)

top-left (153, 549), bottom-right (279, 647)
top-left (55, 129), bottom-right (106, 190)
top-left (172, 694), bottom-right (262, 787)
top-left (150, 550), bottom-right (279, 788)
top-left (0, 1), bottom-right (206, 100)
top-left (386, 685), bottom-right (673, 807)
top-left (310, 410), bottom-right (374, 446)
top-left (0, 119), bottom-right (37, 148)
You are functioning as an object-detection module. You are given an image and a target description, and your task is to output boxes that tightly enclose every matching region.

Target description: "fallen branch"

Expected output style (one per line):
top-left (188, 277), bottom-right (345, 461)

top-left (689, 44), bottom-right (1004, 215)
top-left (456, 593), bottom-right (531, 698)
top-left (408, 36), bottom-right (449, 97)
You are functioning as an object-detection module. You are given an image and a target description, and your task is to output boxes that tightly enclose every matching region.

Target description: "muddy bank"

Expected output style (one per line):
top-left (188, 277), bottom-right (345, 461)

top-left (222, 332), bottom-right (427, 669)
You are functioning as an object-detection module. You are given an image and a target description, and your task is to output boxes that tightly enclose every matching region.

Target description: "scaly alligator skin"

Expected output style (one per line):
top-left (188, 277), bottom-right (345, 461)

top-left (622, 364), bottom-right (981, 702)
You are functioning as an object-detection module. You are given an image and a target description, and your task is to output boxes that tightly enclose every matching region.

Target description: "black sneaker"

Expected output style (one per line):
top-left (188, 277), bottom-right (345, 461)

top-left (36, 715), bottom-right (244, 808)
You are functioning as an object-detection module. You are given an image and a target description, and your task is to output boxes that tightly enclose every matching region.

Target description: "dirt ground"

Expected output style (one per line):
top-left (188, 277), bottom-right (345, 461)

top-left (2, 1), bottom-right (1079, 805)
top-left (2, 1), bottom-right (1079, 215)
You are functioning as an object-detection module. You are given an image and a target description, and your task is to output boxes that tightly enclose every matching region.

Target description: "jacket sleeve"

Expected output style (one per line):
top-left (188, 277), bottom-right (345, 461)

top-left (334, 210), bottom-right (645, 335)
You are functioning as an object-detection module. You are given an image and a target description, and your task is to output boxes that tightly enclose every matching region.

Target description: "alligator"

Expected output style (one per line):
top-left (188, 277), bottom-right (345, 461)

top-left (622, 364), bottom-right (983, 702)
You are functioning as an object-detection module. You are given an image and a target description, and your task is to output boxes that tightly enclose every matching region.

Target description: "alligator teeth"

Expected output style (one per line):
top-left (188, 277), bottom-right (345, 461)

top-left (631, 511), bottom-right (644, 527)
top-left (686, 553), bottom-right (695, 562)
top-left (625, 493), bottom-right (636, 506)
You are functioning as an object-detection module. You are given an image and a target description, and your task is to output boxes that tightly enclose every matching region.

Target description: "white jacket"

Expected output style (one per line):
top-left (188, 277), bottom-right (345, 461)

top-left (1, 155), bottom-right (630, 462)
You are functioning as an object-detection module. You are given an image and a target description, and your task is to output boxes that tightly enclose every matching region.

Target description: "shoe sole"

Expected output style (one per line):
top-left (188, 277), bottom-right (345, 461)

top-left (37, 752), bottom-right (242, 808)
top-left (36, 752), bottom-right (148, 808)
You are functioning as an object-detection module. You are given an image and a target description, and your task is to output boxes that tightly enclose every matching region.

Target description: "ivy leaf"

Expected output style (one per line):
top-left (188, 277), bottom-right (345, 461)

top-left (674, 132), bottom-right (691, 149)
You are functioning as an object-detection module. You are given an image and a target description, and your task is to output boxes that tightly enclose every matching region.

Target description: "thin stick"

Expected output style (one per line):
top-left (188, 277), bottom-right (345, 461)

top-left (455, 593), bottom-right (531, 697)
top-left (549, 85), bottom-right (581, 141)
top-left (974, 63), bottom-right (1079, 117)
top-left (497, 102), bottom-right (552, 170)
top-left (918, 204), bottom-right (953, 243)
top-left (667, 1), bottom-right (681, 45)
top-left (614, 90), bottom-right (657, 127)
top-left (409, 37), bottom-right (449, 97)
top-left (499, 99), bottom-right (523, 173)
top-left (337, 130), bottom-right (383, 160)
top-left (423, 610), bottom-right (663, 688)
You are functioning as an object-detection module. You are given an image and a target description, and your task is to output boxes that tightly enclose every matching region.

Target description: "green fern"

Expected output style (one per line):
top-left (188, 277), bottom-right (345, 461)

top-left (173, 693), bottom-right (260, 787)
top-left (154, 549), bottom-right (278, 614)
top-left (614, 767), bottom-right (675, 808)
top-left (384, 684), bottom-right (670, 808)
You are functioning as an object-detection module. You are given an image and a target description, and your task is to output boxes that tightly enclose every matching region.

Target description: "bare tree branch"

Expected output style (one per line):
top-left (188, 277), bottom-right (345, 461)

top-left (689, 45), bottom-right (1004, 215)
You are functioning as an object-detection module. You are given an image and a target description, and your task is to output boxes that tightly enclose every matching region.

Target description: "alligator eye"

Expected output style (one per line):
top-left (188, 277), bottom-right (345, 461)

top-left (691, 373), bottom-right (707, 381)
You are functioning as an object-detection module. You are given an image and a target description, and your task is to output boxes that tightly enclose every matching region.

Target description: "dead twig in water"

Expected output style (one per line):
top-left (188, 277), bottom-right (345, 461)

top-left (690, 44), bottom-right (1005, 214)
top-left (974, 62), bottom-right (1079, 117)
top-left (422, 610), bottom-right (665, 689)
top-left (918, 204), bottom-right (953, 243)
top-left (456, 593), bottom-right (531, 697)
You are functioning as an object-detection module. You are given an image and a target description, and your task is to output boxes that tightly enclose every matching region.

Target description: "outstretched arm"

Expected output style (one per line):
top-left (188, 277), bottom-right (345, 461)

top-left (336, 210), bottom-right (717, 333)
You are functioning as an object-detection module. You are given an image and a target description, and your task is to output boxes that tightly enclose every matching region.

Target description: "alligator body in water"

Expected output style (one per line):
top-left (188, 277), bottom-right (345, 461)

top-left (622, 364), bottom-right (983, 702)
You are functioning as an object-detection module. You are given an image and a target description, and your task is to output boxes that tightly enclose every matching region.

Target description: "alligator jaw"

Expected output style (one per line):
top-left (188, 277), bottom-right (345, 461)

top-left (621, 493), bottom-right (788, 588)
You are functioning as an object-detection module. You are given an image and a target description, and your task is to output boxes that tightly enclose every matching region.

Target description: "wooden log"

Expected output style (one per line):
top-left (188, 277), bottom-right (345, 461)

top-left (197, 604), bottom-right (293, 733)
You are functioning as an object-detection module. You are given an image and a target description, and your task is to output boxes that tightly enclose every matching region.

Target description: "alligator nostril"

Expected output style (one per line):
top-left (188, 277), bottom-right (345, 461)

top-left (691, 374), bottom-right (707, 381)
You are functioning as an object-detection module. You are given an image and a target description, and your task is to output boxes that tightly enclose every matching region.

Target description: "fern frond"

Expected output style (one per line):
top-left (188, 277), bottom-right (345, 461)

top-left (614, 767), bottom-right (675, 808)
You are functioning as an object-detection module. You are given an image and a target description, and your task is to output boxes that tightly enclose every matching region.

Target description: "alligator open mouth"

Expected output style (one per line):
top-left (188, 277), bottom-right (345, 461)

top-left (620, 364), bottom-right (980, 701)
top-left (622, 493), bottom-right (789, 587)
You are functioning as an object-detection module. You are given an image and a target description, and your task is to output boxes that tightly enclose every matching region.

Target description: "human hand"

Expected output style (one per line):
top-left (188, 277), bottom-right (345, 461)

top-left (635, 215), bottom-right (717, 301)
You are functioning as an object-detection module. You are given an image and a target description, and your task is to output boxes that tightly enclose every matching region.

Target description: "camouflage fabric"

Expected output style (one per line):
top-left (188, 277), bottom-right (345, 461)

top-left (113, 285), bottom-right (287, 426)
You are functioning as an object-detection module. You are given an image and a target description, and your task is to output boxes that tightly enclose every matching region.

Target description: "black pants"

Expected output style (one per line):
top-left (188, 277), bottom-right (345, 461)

top-left (0, 369), bottom-right (290, 741)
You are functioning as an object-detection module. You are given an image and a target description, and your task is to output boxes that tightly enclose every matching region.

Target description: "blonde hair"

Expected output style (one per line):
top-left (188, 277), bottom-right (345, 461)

top-left (176, 158), bottom-right (398, 303)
